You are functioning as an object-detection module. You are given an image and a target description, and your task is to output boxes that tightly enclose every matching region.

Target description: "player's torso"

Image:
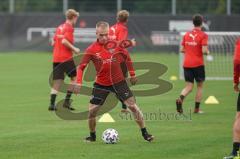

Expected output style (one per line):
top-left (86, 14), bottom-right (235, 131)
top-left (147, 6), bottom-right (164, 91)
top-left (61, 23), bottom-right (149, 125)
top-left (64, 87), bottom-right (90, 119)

top-left (53, 23), bottom-right (74, 62)
top-left (109, 23), bottom-right (128, 41)
top-left (183, 30), bottom-right (206, 67)
top-left (184, 30), bottom-right (205, 54)
top-left (89, 43), bottom-right (125, 85)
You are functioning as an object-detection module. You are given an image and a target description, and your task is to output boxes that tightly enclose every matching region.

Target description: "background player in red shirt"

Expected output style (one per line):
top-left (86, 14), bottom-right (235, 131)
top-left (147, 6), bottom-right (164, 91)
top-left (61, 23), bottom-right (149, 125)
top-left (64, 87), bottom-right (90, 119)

top-left (176, 14), bottom-right (209, 114)
top-left (49, 9), bottom-right (80, 111)
top-left (224, 38), bottom-right (240, 159)
top-left (109, 10), bottom-right (137, 113)
top-left (72, 21), bottom-right (154, 142)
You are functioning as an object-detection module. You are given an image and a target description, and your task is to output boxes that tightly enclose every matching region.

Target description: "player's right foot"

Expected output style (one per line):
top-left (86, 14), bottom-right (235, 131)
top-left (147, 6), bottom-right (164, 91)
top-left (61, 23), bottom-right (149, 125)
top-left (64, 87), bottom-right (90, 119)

top-left (176, 98), bottom-right (183, 114)
top-left (63, 101), bottom-right (75, 110)
top-left (194, 108), bottom-right (204, 114)
top-left (84, 136), bottom-right (96, 142)
top-left (142, 133), bottom-right (154, 142)
top-left (223, 155), bottom-right (236, 159)
top-left (48, 105), bottom-right (57, 111)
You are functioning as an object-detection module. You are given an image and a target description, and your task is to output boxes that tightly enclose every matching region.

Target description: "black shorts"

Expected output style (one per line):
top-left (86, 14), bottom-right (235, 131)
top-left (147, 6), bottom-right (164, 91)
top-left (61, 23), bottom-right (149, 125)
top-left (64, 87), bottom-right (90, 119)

top-left (237, 93), bottom-right (240, 112)
top-left (184, 65), bottom-right (205, 83)
top-left (53, 60), bottom-right (76, 80)
top-left (90, 80), bottom-right (133, 106)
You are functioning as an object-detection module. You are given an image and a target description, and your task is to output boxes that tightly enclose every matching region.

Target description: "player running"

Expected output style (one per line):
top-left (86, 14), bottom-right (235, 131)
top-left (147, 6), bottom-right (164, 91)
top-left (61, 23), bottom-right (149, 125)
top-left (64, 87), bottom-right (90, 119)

top-left (224, 38), bottom-right (240, 159)
top-left (176, 14), bottom-right (209, 114)
top-left (49, 9), bottom-right (80, 111)
top-left (72, 21), bottom-right (154, 142)
top-left (109, 10), bottom-right (137, 113)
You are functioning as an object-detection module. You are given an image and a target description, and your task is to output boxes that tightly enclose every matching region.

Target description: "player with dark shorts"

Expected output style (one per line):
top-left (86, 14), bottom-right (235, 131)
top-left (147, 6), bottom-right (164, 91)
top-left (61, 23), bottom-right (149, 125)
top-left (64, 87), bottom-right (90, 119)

top-left (72, 21), bottom-right (154, 142)
top-left (109, 10), bottom-right (137, 113)
top-left (224, 38), bottom-right (240, 159)
top-left (49, 9), bottom-right (80, 111)
top-left (176, 14), bottom-right (209, 114)
top-left (52, 60), bottom-right (76, 80)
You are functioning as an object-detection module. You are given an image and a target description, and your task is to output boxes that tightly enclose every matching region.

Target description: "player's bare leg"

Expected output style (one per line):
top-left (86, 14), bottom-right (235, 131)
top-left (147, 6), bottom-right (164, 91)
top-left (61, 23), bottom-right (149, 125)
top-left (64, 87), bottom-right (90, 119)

top-left (62, 76), bottom-right (76, 110)
top-left (49, 79), bottom-right (63, 111)
top-left (233, 113), bottom-right (240, 147)
top-left (124, 97), bottom-right (154, 142)
top-left (224, 113), bottom-right (240, 159)
top-left (194, 82), bottom-right (204, 113)
top-left (85, 104), bottom-right (100, 142)
top-left (176, 82), bottom-right (194, 113)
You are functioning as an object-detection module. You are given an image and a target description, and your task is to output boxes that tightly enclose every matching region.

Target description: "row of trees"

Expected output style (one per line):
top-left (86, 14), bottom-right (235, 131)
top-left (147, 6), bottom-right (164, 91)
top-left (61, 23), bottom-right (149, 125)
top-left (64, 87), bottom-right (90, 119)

top-left (0, 0), bottom-right (239, 14)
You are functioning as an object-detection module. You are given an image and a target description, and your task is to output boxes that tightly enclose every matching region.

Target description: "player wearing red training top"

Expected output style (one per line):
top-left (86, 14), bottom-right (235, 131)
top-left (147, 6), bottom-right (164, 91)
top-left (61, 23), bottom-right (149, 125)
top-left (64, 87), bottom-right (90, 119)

top-left (224, 39), bottom-right (240, 159)
top-left (72, 21), bottom-right (154, 142)
top-left (176, 14), bottom-right (209, 114)
top-left (109, 10), bottom-right (137, 113)
top-left (49, 9), bottom-right (80, 111)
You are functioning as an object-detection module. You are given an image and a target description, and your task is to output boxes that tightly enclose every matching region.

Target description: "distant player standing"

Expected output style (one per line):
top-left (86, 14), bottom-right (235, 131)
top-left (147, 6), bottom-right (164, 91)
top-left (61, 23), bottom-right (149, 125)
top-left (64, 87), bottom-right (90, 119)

top-left (176, 14), bottom-right (209, 114)
top-left (109, 10), bottom-right (137, 113)
top-left (72, 21), bottom-right (154, 142)
top-left (49, 9), bottom-right (80, 111)
top-left (224, 38), bottom-right (240, 159)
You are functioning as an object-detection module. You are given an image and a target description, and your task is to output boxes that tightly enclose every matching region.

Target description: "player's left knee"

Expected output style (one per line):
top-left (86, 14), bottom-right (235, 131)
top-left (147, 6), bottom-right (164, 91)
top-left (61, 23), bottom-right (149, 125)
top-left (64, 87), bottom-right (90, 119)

top-left (88, 110), bottom-right (97, 118)
top-left (234, 124), bottom-right (240, 134)
top-left (124, 98), bottom-right (135, 107)
top-left (197, 81), bottom-right (204, 88)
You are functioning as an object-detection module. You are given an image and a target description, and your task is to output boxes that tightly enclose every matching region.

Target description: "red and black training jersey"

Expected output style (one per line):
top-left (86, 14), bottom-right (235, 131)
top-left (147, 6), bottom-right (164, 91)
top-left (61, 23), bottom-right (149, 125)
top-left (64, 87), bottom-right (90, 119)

top-left (53, 21), bottom-right (74, 63)
top-left (76, 41), bottom-right (135, 86)
top-left (234, 38), bottom-right (240, 84)
top-left (109, 22), bottom-right (128, 41)
top-left (182, 28), bottom-right (208, 68)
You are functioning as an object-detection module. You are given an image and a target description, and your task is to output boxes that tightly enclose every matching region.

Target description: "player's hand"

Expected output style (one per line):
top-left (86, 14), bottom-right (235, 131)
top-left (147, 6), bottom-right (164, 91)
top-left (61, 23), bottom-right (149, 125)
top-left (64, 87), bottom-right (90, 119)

top-left (131, 39), bottom-right (136, 47)
top-left (130, 76), bottom-right (138, 85)
top-left (73, 47), bottom-right (80, 54)
top-left (204, 50), bottom-right (210, 55)
top-left (72, 84), bottom-right (81, 94)
top-left (234, 84), bottom-right (239, 92)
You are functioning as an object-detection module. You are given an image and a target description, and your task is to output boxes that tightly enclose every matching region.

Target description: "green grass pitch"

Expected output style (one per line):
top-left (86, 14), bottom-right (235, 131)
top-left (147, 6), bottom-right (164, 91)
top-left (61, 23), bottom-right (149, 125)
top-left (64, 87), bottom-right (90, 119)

top-left (0, 52), bottom-right (237, 159)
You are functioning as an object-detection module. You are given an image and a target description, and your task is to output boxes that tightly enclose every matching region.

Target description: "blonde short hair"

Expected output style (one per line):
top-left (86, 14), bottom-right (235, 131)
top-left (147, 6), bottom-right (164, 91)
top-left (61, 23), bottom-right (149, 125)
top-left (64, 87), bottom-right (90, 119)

top-left (65, 9), bottom-right (79, 20)
top-left (96, 21), bottom-right (109, 29)
top-left (117, 10), bottom-right (129, 22)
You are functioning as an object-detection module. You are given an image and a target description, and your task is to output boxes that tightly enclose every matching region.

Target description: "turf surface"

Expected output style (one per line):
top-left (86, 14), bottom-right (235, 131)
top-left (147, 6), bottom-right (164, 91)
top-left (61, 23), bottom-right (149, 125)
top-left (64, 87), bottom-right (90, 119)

top-left (0, 52), bottom-right (236, 159)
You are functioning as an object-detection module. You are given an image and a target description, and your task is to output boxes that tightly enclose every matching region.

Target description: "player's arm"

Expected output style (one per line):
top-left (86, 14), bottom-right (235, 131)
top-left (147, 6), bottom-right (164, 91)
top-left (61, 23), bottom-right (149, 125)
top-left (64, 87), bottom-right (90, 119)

top-left (202, 45), bottom-right (210, 55)
top-left (51, 33), bottom-right (56, 46)
top-left (180, 46), bottom-right (185, 53)
top-left (118, 28), bottom-right (136, 47)
top-left (202, 34), bottom-right (210, 55)
top-left (180, 35), bottom-right (185, 53)
top-left (124, 51), bottom-right (137, 85)
top-left (62, 29), bottom-right (80, 54)
top-left (76, 52), bottom-right (92, 84)
top-left (72, 52), bottom-right (91, 94)
top-left (62, 39), bottom-right (80, 54)
top-left (234, 62), bottom-right (240, 92)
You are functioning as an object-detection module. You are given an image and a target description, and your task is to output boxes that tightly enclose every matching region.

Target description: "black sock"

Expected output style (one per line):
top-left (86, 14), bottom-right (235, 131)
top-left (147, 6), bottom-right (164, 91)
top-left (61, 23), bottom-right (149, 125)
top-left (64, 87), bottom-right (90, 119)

top-left (180, 95), bottom-right (185, 101)
top-left (232, 142), bottom-right (240, 156)
top-left (195, 102), bottom-right (200, 109)
top-left (122, 102), bottom-right (127, 109)
top-left (50, 94), bottom-right (57, 106)
top-left (65, 91), bottom-right (72, 102)
top-left (141, 127), bottom-right (148, 136)
top-left (90, 132), bottom-right (96, 139)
